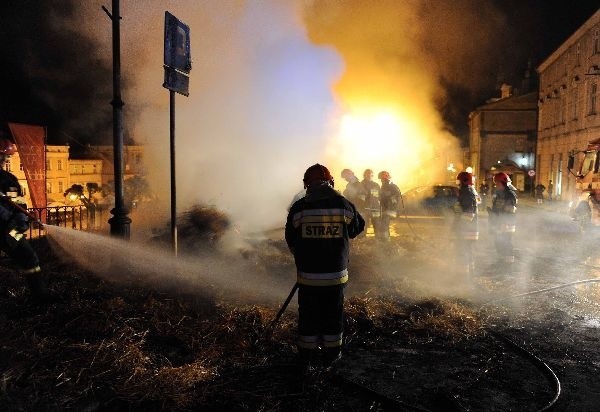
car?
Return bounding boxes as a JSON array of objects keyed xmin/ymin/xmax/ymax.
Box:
[{"xmin": 399, "ymin": 185, "xmax": 458, "ymax": 217}]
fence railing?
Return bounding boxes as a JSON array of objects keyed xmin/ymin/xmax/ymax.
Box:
[{"xmin": 26, "ymin": 205, "xmax": 104, "ymax": 238}]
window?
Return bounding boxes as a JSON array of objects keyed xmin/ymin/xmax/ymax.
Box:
[
  {"xmin": 57, "ymin": 159, "xmax": 63, "ymax": 171},
  {"xmin": 4, "ymin": 160, "xmax": 10, "ymax": 172},
  {"xmin": 46, "ymin": 159, "xmax": 51, "ymax": 171},
  {"xmin": 573, "ymin": 85, "xmax": 579, "ymax": 120},
  {"xmin": 46, "ymin": 182, "xmax": 52, "ymax": 194},
  {"xmin": 58, "ymin": 181, "xmax": 64, "ymax": 193},
  {"xmin": 19, "ymin": 162, "xmax": 23, "ymax": 171},
  {"xmin": 589, "ymin": 83, "xmax": 598, "ymax": 115},
  {"xmin": 22, "ymin": 187, "xmax": 27, "ymax": 196}
]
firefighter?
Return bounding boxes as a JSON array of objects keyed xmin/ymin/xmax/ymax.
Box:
[
  {"xmin": 340, "ymin": 169, "xmax": 367, "ymax": 214},
  {"xmin": 285, "ymin": 164, "xmax": 365, "ymax": 370},
  {"xmin": 454, "ymin": 171, "xmax": 479, "ymax": 277},
  {"xmin": 360, "ymin": 169, "xmax": 381, "ymax": 237},
  {"xmin": 489, "ymin": 172, "xmax": 517, "ymax": 264},
  {"xmin": 377, "ymin": 171, "xmax": 401, "ymax": 240},
  {"xmin": 535, "ymin": 183, "xmax": 545, "ymax": 204},
  {"xmin": 0, "ymin": 137, "xmax": 49, "ymax": 301}
]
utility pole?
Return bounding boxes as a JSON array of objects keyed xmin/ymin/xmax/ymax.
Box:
[{"xmin": 103, "ymin": 0, "xmax": 131, "ymax": 239}]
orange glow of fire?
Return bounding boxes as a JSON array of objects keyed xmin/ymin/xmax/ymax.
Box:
[{"xmin": 327, "ymin": 106, "xmax": 436, "ymax": 188}]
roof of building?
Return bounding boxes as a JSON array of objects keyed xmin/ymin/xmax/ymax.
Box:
[{"xmin": 475, "ymin": 91, "xmax": 538, "ymax": 112}]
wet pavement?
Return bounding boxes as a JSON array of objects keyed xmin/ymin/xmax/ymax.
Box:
[{"xmin": 357, "ymin": 196, "xmax": 600, "ymax": 411}]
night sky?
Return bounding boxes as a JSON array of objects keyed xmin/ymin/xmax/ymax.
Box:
[{"xmin": 0, "ymin": 1, "xmax": 598, "ymax": 146}]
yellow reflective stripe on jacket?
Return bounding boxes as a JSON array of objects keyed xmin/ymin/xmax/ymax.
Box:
[
  {"xmin": 297, "ymin": 269, "xmax": 348, "ymax": 286},
  {"xmin": 292, "ymin": 208, "xmax": 354, "ymax": 228}
]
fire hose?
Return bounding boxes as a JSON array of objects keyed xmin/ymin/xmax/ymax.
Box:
[{"xmin": 264, "ymin": 282, "xmax": 298, "ymax": 338}]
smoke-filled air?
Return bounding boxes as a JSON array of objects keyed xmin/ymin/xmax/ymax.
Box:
[{"xmin": 62, "ymin": 0, "xmax": 511, "ymax": 234}]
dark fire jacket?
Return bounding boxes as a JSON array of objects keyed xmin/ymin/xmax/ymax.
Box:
[{"xmin": 285, "ymin": 182, "xmax": 365, "ymax": 286}]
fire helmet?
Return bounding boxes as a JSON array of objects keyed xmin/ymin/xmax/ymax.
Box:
[
  {"xmin": 456, "ymin": 171, "xmax": 473, "ymax": 186},
  {"xmin": 363, "ymin": 169, "xmax": 374, "ymax": 179},
  {"xmin": 303, "ymin": 163, "xmax": 334, "ymax": 187},
  {"xmin": 493, "ymin": 172, "xmax": 511, "ymax": 185},
  {"xmin": 341, "ymin": 168, "xmax": 355, "ymax": 180},
  {"xmin": 0, "ymin": 138, "xmax": 16, "ymax": 156},
  {"xmin": 378, "ymin": 171, "xmax": 391, "ymax": 181}
]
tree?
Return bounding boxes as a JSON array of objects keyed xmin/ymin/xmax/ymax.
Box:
[
  {"xmin": 101, "ymin": 176, "xmax": 151, "ymax": 209},
  {"xmin": 124, "ymin": 176, "xmax": 151, "ymax": 208}
]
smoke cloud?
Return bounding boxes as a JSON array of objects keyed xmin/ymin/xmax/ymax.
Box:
[
  {"xmin": 79, "ymin": 0, "xmax": 524, "ymax": 232},
  {"xmin": 4, "ymin": 1, "xmax": 597, "ymax": 235},
  {"xmin": 0, "ymin": 0, "xmax": 113, "ymax": 143}
]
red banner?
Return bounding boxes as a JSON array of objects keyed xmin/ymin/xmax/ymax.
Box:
[{"xmin": 7, "ymin": 123, "xmax": 47, "ymax": 210}]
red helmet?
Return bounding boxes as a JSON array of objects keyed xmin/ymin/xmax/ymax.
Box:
[
  {"xmin": 0, "ymin": 138, "xmax": 16, "ymax": 155},
  {"xmin": 303, "ymin": 163, "xmax": 333, "ymax": 187},
  {"xmin": 456, "ymin": 171, "xmax": 473, "ymax": 186},
  {"xmin": 341, "ymin": 168, "xmax": 355, "ymax": 180},
  {"xmin": 378, "ymin": 171, "xmax": 391, "ymax": 181},
  {"xmin": 493, "ymin": 172, "xmax": 511, "ymax": 185}
]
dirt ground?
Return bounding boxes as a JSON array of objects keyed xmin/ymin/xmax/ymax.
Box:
[{"xmin": 0, "ymin": 201, "xmax": 599, "ymax": 411}]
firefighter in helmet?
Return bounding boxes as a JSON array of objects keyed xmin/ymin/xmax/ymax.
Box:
[
  {"xmin": 285, "ymin": 164, "xmax": 365, "ymax": 370},
  {"xmin": 377, "ymin": 171, "xmax": 401, "ymax": 240},
  {"xmin": 454, "ymin": 171, "xmax": 479, "ymax": 277},
  {"xmin": 360, "ymin": 169, "xmax": 380, "ymax": 237},
  {"xmin": 489, "ymin": 172, "xmax": 517, "ymax": 264},
  {"xmin": 340, "ymin": 169, "xmax": 367, "ymax": 213},
  {"xmin": 0, "ymin": 137, "xmax": 49, "ymax": 301}
]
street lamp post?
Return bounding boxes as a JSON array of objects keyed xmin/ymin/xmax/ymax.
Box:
[{"xmin": 103, "ymin": 0, "xmax": 131, "ymax": 239}]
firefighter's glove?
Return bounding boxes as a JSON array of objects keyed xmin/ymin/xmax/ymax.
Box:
[{"xmin": 8, "ymin": 229, "xmax": 24, "ymax": 241}]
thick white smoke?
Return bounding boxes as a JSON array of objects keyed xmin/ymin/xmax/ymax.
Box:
[{"xmin": 77, "ymin": 0, "xmax": 343, "ymax": 233}]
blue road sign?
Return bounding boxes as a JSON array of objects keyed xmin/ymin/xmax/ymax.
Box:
[{"xmin": 164, "ymin": 11, "xmax": 191, "ymax": 74}]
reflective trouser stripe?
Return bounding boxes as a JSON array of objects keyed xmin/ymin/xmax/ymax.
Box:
[
  {"xmin": 297, "ymin": 335, "xmax": 319, "ymax": 349},
  {"xmin": 298, "ymin": 269, "xmax": 348, "ymax": 286},
  {"xmin": 322, "ymin": 333, "xmax": 343, "ymax": 348},
  {"xmin": 463, "ymin": 232, "xmax": 479, "ymax": 240},
  {"xmin": 501, "ymin": 224, "xmax": 516, "ymax": 233},
  {"xmin": 297, "ymin": 334, "xmax": 343, "ymax": 348}
]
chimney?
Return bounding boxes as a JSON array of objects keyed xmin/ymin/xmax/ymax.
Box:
[{"xmin": 500, "ymin": 83, "xmax": 513, "ymax": 99}]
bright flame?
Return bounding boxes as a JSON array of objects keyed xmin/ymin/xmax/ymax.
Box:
[
  {"xmin": 339, "ymin": 111, "xmax": 406, "ymax": 158},
  {"xmin": 327, "ymin": 106, "xmax": 436, "ymax": 188}
]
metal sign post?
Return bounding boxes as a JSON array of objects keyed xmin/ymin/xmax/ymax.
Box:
[{"xmin": 163, "ymin": 11, "xmax": 191, "ymax": 256}]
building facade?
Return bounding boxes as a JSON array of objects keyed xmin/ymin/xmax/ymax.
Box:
[
  {"xmin": 469, "ymin": 86, "xmax": 538, "ymax": 192},
  {"xmin": 536, "ymin": 9, "xmax": 600, "ymax": 201},
  {"xmin": 6, "ymin": 144, "xmax": 143, "ymax": 207}
]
